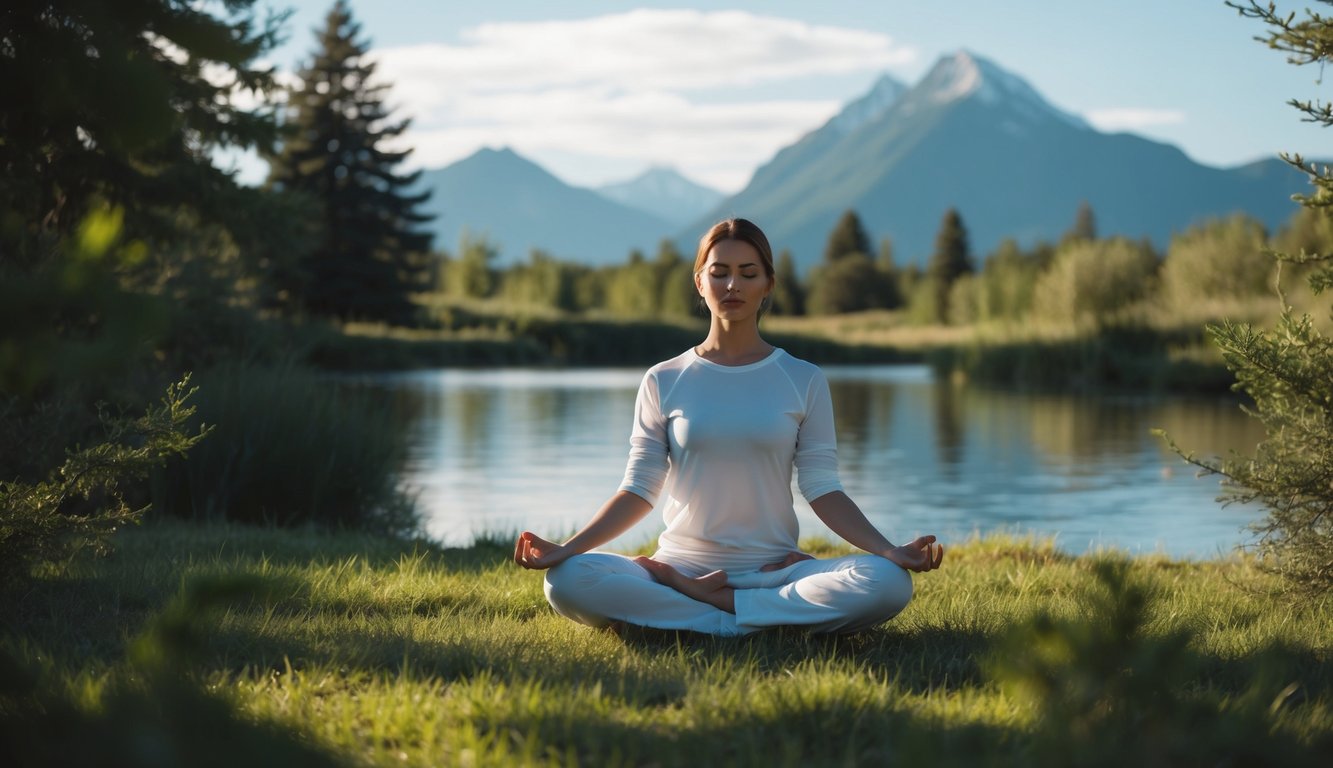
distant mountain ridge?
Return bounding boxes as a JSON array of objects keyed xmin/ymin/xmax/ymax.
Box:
[
  {"xmin": 416, "ymin": 51, "xmax": 1309, "ymax": 270},
  {"xmin": 415, "ymin": 147, "xmax": 673, "ymax": 265},
  {"xmin": 687, "ymin": 50, "xmax": 1307, "ymax": 269},
  {"xmin": 594, "ymin": 167, "xmax": 724, "ymax": 227}
]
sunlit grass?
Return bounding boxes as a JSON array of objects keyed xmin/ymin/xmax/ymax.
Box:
[{"xmin": 3, "ymin": 520, "xmax": 1330, "ymax": 765}]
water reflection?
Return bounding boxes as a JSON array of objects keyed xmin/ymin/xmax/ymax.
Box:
[{"xmin": 350, "ymin": 365, "xmax": 1267, "ymax": 558}]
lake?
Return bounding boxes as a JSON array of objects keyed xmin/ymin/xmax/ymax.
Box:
[{"xmin": 351, "ymin": 364, "xmax": 1268, "ymax": 558}]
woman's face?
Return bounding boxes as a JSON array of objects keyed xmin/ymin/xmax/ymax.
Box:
[{"xmin": 695, "ymin": 238, "xmax": 773, "ymax": 322}]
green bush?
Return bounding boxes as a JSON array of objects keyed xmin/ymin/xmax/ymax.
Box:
[
  {"xmin": 1032, "ymin": 238, "xmax": 1159, "ymax": 327},
  {"xmin": 152, "ymin": 363, "xmax": 417, "ymax": 535},
  {"xmin": 1161, "ymin": 214, "xmax": 1272, "ymax": 304},
  {"xmin": 992, "ymin": 559, "xmax": 1326, "ymax": 766},
  {"xmin": 0, "ymin": 378, "xmax": 207, "ymax": 583}
]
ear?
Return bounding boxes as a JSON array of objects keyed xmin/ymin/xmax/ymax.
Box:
[{"xmin": 694, "ymin": 270, "xmax": 703, "ymax": 296}]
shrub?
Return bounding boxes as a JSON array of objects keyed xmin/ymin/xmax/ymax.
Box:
[
  {"xmin": 1162, "ymin": 0, "xmax": 1333, "ymax": 596},
  {"xmin": 0, "ymin": 378, "xmax": 207, "ymax": 583},
  {"xmin": 1161, "ymin": 214, "xmax": 1272, "ymax": 304},
  {"xmin": 1032, "ymin": 238, "xmax": 1159, "ymax": 327}
]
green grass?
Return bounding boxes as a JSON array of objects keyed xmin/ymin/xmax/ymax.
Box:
[{"xmin": 5, "ymin": 521, "xmax": 1330, "ymax": 766}]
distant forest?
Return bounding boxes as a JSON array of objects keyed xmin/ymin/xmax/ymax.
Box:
[{"xmin": 436, "ymin": 203, "xmax": 1333, "ymax": 329}]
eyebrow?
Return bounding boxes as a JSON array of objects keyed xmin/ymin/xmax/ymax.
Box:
[{"xmin": 710, "ymin": 262, "xmax": 760, "ymax": 269}]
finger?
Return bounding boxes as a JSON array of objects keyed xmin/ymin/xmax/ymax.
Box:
[
  {"xmin": 514, "ymin": 532, "xmax": 528, "ymax": 565},
  {"xmin": 934, "ymin": 543, "xmax": 945, "ymax": 569}
]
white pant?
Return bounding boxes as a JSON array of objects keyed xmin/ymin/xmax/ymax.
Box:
[{"xmin": 544, "ymin": 552, "xmax": 913, "ymax": 637}]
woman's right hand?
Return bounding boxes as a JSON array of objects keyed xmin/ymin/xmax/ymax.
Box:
[{"xmin": 513, "ymin": 531, "xmax": 572, "ymax": 570}]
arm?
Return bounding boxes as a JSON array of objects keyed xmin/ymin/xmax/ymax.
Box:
[
  {"xmin": 809, "ymin": 490, "xmax": 944, "ymax": 572},
  {"xmin": 517, "ymin": 370, "xmax": 668, "ymax": 570},
  {"xmin": 514, "ymin": 490, "xmax": 653, "ymax": 570}
]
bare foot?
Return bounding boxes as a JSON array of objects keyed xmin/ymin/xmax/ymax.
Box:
[{"xmin": 633, "ymin": 556, "xmax": 735, "ymax": 613}]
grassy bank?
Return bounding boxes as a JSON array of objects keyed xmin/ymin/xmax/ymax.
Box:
[
  {"xmin": 4, "ymin": 522, "xmax": 1331, "ymax": 766},
  {"xmin": 304, "ymin": 300, "xmax": 1242, "ymax": 394},
  {"xmin": 311, "ymin": 310, "xmax": 919, "ymax": 371}
]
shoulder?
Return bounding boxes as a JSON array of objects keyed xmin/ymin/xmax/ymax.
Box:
[
  {"xmin": 772, "ymin": 349, "xmax": 828, "ymax": 389},
  {"xmin": 644, "ymin": 348, "xmax": 697, "ymax": 379},
  {"xmin": 638, "ymin": 348, "xmax": 698, "ymax": 394}
]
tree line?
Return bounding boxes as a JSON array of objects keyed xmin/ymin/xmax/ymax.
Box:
[{"xmin": 436, "ymin": 201, "xmax": 1332, "ymax": 332}]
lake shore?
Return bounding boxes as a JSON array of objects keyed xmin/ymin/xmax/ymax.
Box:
[
  {"xmin": 305, "ymin": 309, "xmax": 1240, "ymax": 394},
  {"xmin": 5, "ymin": 520, "xmax": 1330, "ymax": 765}
]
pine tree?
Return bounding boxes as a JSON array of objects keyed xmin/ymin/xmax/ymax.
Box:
[
  {"xmin": 1, "ymin": 0, "xmax": 282, "ymax": 261},
  {"xmin": 1063, "ymin": 200, "xmax": 1097, "ymax": 245},
  {"xmin": 927, "ymin": 207, "xmax": 974, "ymax": 323},
  {"xmin": 823, "ymin": 209, "xmax": 873, "ymax": 262},
  {"xmin": 268, "ymin": 0, "xmax": 433, "ymax": 323},
  {"xmin": 876, "ymin": 237, "xmax": 904, "ymax": 309},
  {"xmin": 1165, "ymin": 1, "xmax": 1333, "ymax": 595}
]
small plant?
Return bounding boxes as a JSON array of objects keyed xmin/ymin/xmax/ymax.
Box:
[
  {"xmin": 0, "ymin": 377, "xmax": 209, "ymax": 583},
  {"xmin": 991, "ymin": 559, "xmax": 1323, "ymax": 766}
]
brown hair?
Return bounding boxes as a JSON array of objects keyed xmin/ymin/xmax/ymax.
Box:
[{"xmin": 693, "ymin": 218, "xmax": 775, "ymax": 279}]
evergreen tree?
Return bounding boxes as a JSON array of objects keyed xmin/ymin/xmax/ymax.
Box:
[
  {"xmin": 1, "ymin": 0, "xmax": 282, "ymax": 260},
  {"xmin": 268, "ymin": 0, "xmax": 433, "ymax": 323},
  {"xmin": 927, "ymin": 207, "xmax": 974, "ymax": 323},
  {"xmin": 1166, "ymin": 1, "xmax": 1333, "ymax": 595},
  {"xmin": 823, "ymin": 209, "xmax": 873, "ymax": 263},
  {"xmin": 1063, "ymin": 200, "xmax": 1097, "ymax": 244},
  {"xmin": 770, "ymin": 249, "xmax": 806, "ymax": 316},
  {"xmin": 876, "ymin": 237, "xmax": 904, "ymax": 309}
]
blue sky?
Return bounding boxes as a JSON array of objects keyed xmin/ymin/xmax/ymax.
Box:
[{"xmin": 232, "ymin": 0, "xmax": 1333, "ymax": 192}]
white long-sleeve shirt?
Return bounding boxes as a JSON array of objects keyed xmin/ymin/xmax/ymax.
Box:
[{"xmin": 618, "ymin": 347, "xmax": 844, "ymax": 574}]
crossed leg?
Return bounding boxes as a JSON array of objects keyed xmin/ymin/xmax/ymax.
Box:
[{"xmin": 544, "ymin": 552, "xmax": 914, "ymax": 636}]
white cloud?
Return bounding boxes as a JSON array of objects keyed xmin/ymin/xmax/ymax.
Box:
[
  {"xmin": 357, "ymin": 10, "xmax": 914, "ymax": 191},
  {"xmin": 1084, "ymin": 108, "xmax": 1187, "ymax": 132}
]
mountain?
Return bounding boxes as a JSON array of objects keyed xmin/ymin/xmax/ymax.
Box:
[
  {"xmin": 417, "ymin": 147, "xmax": 674, "ymax": 265},
  {"xmin": 594, "ymin": 167, "xmax": 725, "ymax": 227},
  {"xmin": 688, "ymin": 51, "xmax": 1307, "ymax": 269}
]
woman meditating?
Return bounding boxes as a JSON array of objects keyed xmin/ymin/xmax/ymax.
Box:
[{"xmin": 513, "ymin": 218, "xmax": 944, "ymax": 636}]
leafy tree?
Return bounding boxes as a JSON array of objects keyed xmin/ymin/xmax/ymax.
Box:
[
  {"xmin": 1161, "ymin": 215, "xmax": 1271, "ymax": 305},
  {"xmin": 927, "ymin": 207, "xmax": 975, "ymax": 323},
  {"xmin": 1032, "ymin": 238, "xmax": 1158, "ymax": 327},
  {"xmin": 445, "ymin": 234, "xmax": 497, "ymax": 299},
  {"xmin": 875, "ymin": 237, "xmax": 904, "ymax": 310},
  {"xmin": 770, "ymin": 249, "xmax": 806, "ymax": 316},
  {"xmin": 1164, "ymin": 1, "xmax": 1333, "ymax": 595},
  {"xmin": 267, "ymin": 0, "xmax": 433, "ymax": 324},
  {"xmin": 823, "ymin": 209, "xmax": 873, "ymax": 263},
  {"xmin": 807, "ymin": 254, "xmax": 888, "ymax": 315}
]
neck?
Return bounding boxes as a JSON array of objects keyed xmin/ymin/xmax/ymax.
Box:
[{"xmin": 696, "ymin": 319, "xmax": 771, "ymax": 364}]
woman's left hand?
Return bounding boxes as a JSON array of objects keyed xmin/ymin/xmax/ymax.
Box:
[{"xmin": 883, "ymin": 535, "xmax": 944, "ymax": 572}]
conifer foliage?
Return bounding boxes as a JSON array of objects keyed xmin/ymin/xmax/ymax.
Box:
[
  {"xmin": 268, "ymin": 0, "xmax": 433, "ymax": 323},
  {"xmin": 0, "ymin": 0, "xmax": 282, "ymax": 261},
  {"xmin": 1170, "ymin": 1, "xmax": 1333, "ymax": 595},
  {"xmin": 928, "ymin": 207, "xmax": 975, "ymax": 323}
]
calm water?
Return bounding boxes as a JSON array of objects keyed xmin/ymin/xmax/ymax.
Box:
[{"xmin": 351, "ymin": 365, "xmax": 1268, "ymax": 558}]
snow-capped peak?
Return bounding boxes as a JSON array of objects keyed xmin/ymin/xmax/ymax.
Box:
[
  {"xmin": 919, "ymin": 50, "xmax": 1088, "ymax": 129},
  {"xmin": 827, "ymin": 72, "xmax": 909, "ymax": 136}
]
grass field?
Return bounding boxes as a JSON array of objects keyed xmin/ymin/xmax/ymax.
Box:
[{"xmin": 4, "ymin": 521, "xmax": 1331, "ymax": 766}]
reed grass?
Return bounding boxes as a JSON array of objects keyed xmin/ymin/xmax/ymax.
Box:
[
  {"xmin": 3, "ymin": 522, "xmax": 1329, "ymax": 766},
  {"xmin": 150, "ymin": 362, "xmax": 418, "ymax": 535}
]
